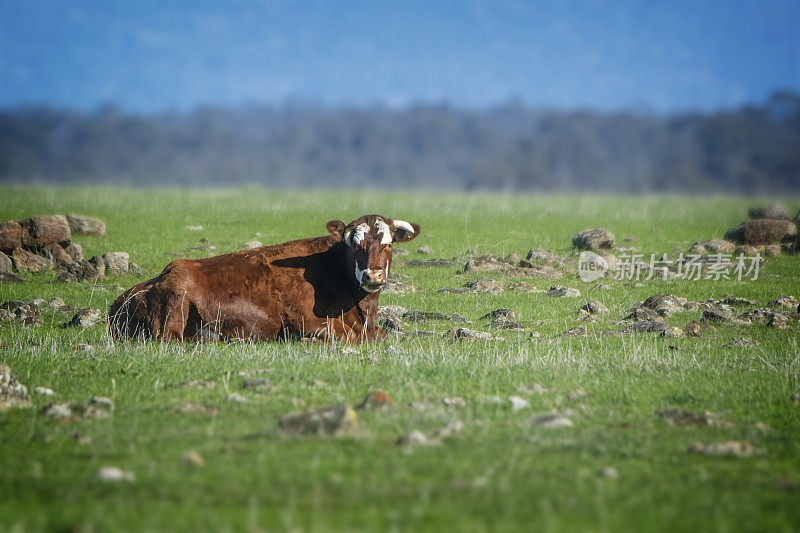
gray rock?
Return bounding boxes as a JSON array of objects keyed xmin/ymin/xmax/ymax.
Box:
[
  {"xmin": 531, "ymin": 413, "xmax": 574, "ymax": 428},
  {"xmin": 0, "ymin": 300, "xmax": 42, "ymax": 326},
  {"xmin": 0, "ymin": 215, "xmax": 71, "ymax": 252},
  {"xmin": 240, "ymin": 240, "xmax": 262, "ymax": 249},
  {"xmin": 734, "ymin": 245, "xmax": 759, "ymax": 256},
  {"xmin": 444, "ymin": 328, "xmax": 499, "ymax": 341},
  {"xmin": 382, "ymin": 279, "xmax": 417, "ymax": 294},
  {"xmin": 403, "ymin": 310, "xmax": 469, "ymax": 323},
  {"xmin": 509, "ymin": 396, "xmax": 530, "ymax": 410},
  {"xmin": 764, "ymin": 244, "xmax": 782, "ymax": 257},
  {"xmin": 442, "ymin": 397, "xmax": 467, "ymax": 407},
  {"xmin": 65, "ymin": 242, "xmax": 83, "ymax": 262},
  {"xmin": 405, "ymin": 259, "xmax": 459, "ymax": 268},
  {"xmin": 242, "ymin": 378, "xmax": 273, "ymax": 391},
  {"xmin": 57, "ymin": 258, "xmax": 103, "ymax": 282},
  {"xmin": 0, "ymin": 251, "xmax": 12, "ymax": 272},
  {"xmin": 278, "ymin": 404, "xmax": 359, "ymax": 435},
  {"xmin": 547, "ymin": 285, "xmax": 581, "ymax": 298},
  {"xmin": 616, "ymin": 321, "xmax": 683, "ymax": 337},
  {"xmin": 506, "ymin": 281, "xmax": 543, "ymax": 293},
  {"xmin": 96, "ymin": 466, "xmax": 135, "ymax": 482},
  {"xmin": 517, "ymin": 383, "xmax": 549, "ymax": 394},
  {"xmin": 580, "ymin": 300, "xmax": 609, "ymax": 315},
  {"xmin": 63, "ymin": 308, "xmax": 102, "ymax": 328},
  {"xmin": 225, "ymin": 393, "xmax": 249, "ymax": 403},
  {"xmin": 572, "ymin": 228, "xmax": 615, "ymax": 250},
  {"xmin": 721, "ymin": 337, "xmax": 759, "ymax": 348},
  {"xmin": 688, "ymin": 440, "xmax": 755, "ymax": 458},
  {"xmin": 417, "ymin": 245, "xmax": 434, "ymax": 255},
  {"xmin": 691, "ymin": 239, "xmax": 736, "ymax": 254},
  {"xmin": 748, "ymin": 205, "xmax": 788, "ymax": 220},
  {"xmin": 768, "ymin": 296, "xmax": 798, "ymax": 308},
  {"xmin": 524, "ymin": 249, "xmax": 574, "ymax": 271},
  {"xmin": 558, "ymin": 325, "xmax": 588, "ymax": 337},
  {"xmin": 66, "ymin": 214, "xmax": 107, "ymax": 237},
  {"xmin": 641, "ymin": 294, "xmax": 687, "ymax": 316},
  {"xmin": 34, "ymin": 386, "xmax": 55, "ymax": 396},
  {"xmin": 725, "ymin": 219, "xmax": 796, "ymax": 245},
  {"xmin": 0, "ymin": 364, "xmax": 32, "ymax": 410},
  {"xmin": 103, "ymin": 252, "xmax": 129, "ymax": 275},
  {"xmin": 480, "ymin": 308, "xmax": 516, "ymax": 320},
  {"xmin": 397, "ymin": 430, "xmax": 431, "ymax": 447},
  {"xmin": 598, "ymin": 466, "xmax": 619, "ymax": 479},
  {"xmin": 181, "ymin": 380, "xmax": 216, "ymax": 390},
  {"xmin": 465, "ymin": 255, "xmax": 562, "ymax": 279},
  {"xmin": 89, "ymin": 396, "xmax": 115, "ymax": 411},
  {"xmin": 465, "ymin": 279, "xmax": 505, "ymax": 294},
  {"xmin": 702, "ymin": 307, "xmax": 735, "ymax": 323},
  {"xmin": 41, "ymin": 402, "xmax": 73, "ymax": 419}
]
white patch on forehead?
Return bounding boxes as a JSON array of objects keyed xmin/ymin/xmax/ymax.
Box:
[
  {"xmin": 351, "ymin": 223, "xmax": 370, "ymax": 245},
  {"xmin": 375, "ymin": 219, "xmax": 392, "ymax": 245}
]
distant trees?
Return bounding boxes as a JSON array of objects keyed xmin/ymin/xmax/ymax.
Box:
[{"xmin": 1, "ymin": 91, "xmax": 798, "ymax": 193}]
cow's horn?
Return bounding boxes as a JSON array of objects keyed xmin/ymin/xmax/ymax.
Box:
[{"xmin": 393, "ymin": 220, "xmax": 415, "ymax": 234}]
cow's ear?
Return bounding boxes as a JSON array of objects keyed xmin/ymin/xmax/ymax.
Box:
[
  {"xmin": 326, "ymin": 220, "xmax": 346, "ymax": 239},
  {"xmin": 392, "ymin": 220, "xmax": 420, "ymax": 243}
]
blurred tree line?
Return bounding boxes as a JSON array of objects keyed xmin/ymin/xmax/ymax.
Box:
[{"xmin": 0, "ymin": 91, "xmax": 798, "ymax": 193}]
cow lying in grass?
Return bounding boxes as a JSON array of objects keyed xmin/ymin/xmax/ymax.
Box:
[{"xmin": 109, "ymin": 215, "xmax": 420, "ymax": 343}]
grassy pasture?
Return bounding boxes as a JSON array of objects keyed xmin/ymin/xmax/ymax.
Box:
[{"xmin": 1, "ymin": 186, "xmax": 799, "ymax": 532}]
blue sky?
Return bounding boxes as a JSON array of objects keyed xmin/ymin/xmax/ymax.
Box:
[{"xmin": 1, "ymin": 0, "xmax": 798, "ymax": 112}]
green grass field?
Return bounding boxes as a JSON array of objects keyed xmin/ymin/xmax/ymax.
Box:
[{"xmin": 1, "ymin": 186, "xmax": 799, "ymax": 532}]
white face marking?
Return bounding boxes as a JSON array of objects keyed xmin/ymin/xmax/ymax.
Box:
[
  {"xmin": 375, "ymin": 219, "xmax": 392, "ymax": 245},
  {"xmin": 351, "ymin": 223, "xmax": 370, "ymax": 246}
]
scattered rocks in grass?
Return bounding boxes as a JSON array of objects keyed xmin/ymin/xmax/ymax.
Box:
[
  {"xmin": 738, "ymin": 307, "xmax": 774, "ymax": 323},
  {"xmin": 517, "ymin": 383, "xmax": 549, "ymax": 394},
  {"xmin": 442, "ymin": 397, "xmax": 467, "ymax": 407},
  {"xmin": 405, "ymin": 259, "xmax": 459, "ymax": 268},
  {"xmin": 97, "ymin": 467, "xmax": 135, "ymax": 483},
  {"xmin": 41, "ymin": 402, "xmax": 73, "ymax": 419},
  {"xmin": 506, "ymin": 281, "xmax": 544, "ymax": 293},
  {"xmin": 242, "ymin": 378, "xmax": 273, "ymax": 391},
  {"xmin": 34, "ymin": 386, "xmax": 54, "ymax": 396},
  {"xmin": 11, "ymin": 247, "xmax": 51, "ymax": 272},
  {"xmin": 725, "ymin": 219, "xmax": 796, "ymax": 245},
  {"xmin": 509, "ymin": 396, "xmax": 530, "ymax": 410},
  {"xmin": 558, "ymin": 325, "xmax": 588, "ymax": 337},
  {"xmin": 403, "ymin": 310, "xmax": 470, "ymax": 323},
  {"xmin": 768, "ymin": 296, "xmax": 798, "ymax": 309},
  {"xmin": 764, "ymin": 244, "xmax": 782, "ymax": 257},
  {"xmin": 181, "ymin": 380, "xmax": 216, "ymax": 390},
  {"xmin": 62, "ymin": 308, "xmax": 102, "ymax": 328},
  {"xmin": 598, "ymin": 466, "xmax": 619, "ymax": 479},
  {"xmin": 175, "ymin": 402, "xmax": 218, "ymax": 415},
  {"xmin": 547, "ymin": 285, "xmax": 581, "ymax": 298},
  {"xmin": 749, "ymin": 205, "xmax": 789, "ymax": 220},
  {"xmin": 225, "ymin": 393, "xmax": 248, "ymax": 403},
  {"xmin": 0, "ymin": 364, "xmax": 32, "ymax": 411},
  {"xmin": 0, "ymin": 300, "xmax": 42, "ymax": 326},
  {"xmin": 690, "ymin": 239, "xmax": 736, "ymax": 254},
  {"xmin": 465, "ymin": 255, "xmax": 562, "ymax": 279},
  {"xmin": 531, "ymin": 413, "xmax": 574, "ymax": 429},
  {"xmin": 66, "ymin": 214, "xmax": 107, "ymax": 236},
  {"xmin": 240, "ymin": 240, "xmax": 262, "ymax": 249},
  {"xmin": 580, "ymin": 300, "xmax": 609, "ymax": 315},
  {"xmin": 641, "ymin": 294, "xmax": 687, "ymax": 316},
  {"xmin": 444, "ymin": 328, "xmax": 500, "ymax": 341},
  {"xmin": 357, "ymin": 391, "xmax": 394, "ymax": 410},
  {"xmin": 722, "ymin": 337, "xmax": 759, "ymax": 348},
  {"xmin": 465, "ymin": 279, "xmax": 505, "ymax": 294},
  {"xmin": 278, "ymin": 404, "xmax": 359, "ymax": 435},
  {"xmin": 572, "ymin": 228, "xmax": 615, "ymax": 250},
  {"xmin": 688, "ymin": 440, "xmax": 756, "ymax": 458},
  {"xmin": 180, "ymin": 451, "xmax": 205, "ymax": 467},
  {"xmin": 417, "ymin": 245, "xmax": 434, "ymax": 255}
]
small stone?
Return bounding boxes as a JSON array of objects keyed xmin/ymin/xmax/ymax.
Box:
[
  {"xmin": 432, "ymin": 419, "xmax": 465, "ymax": 439},
  {"xmin": 702, "ymin": 307, "xmax": 734, "ymax": 323},
  {"xmin": 517, "ymin": 383, "xmax": 548, "ymax": 394},
  {"xmin": 66, "ymin": 214, "xmax": 107, "ymax": 236},
  {"xmin": 580, "ymin": 300, "xmax": 609, "ymax": 315},
  {"xmin": 180, "ymin": 451, "xmax": 205, "ymax": 467},
  {"xmin": 41, "ymin": 402, "xmax": 73, "ymax": 419},
  {"xmin": 47, "ymin": 297, "xmax": 67, "ymax": 309},
  {"xmin": 572, "ymin": 228, "xmax": 615, "ymax": 250},
  {"xmin": 225, "ymin": 393, "xmax": 248, "ymax": 403},
  {"xmin": 63, "ymin": 308, "xmax": 102, "ymax": 328},
  {"xmin": 103, "ymin": 252, "xmax": 130, "ymax": 275},
  {"xmin": 442, "ymin": 397, "xmax": 466, "ymax": 407},
  {"xmin": 240, "ymin": 240, "xmax": 262, "ymax": 249},
  {"xmin": 568, "ymin": 387, "xmax": 587, "ymax": 400},
  {"xmin": 444, "ymin": 328, "xmax": 499, "ymax": 341},
  {"xmin": 0, "ymin": 251, "xmax": 11, "ymax": 272},
  {"xmin": 598, "ymin": 466, "xmax": 619, "ymax": 479},
  {"xmin": 684, "ymin": 321, "xmax": 703, "ymax": 337},
  {"xmin": 397, "ymin": 430, "xmax": 431, "ymax": 447},
  {"xmin": 547, "ymin": 285, "xmax": 581, "ymax": 298},
  {"xmin": 278, "ymin": 404, "xmax": 359, "ymax": 435},
  {"xmin": 242, "ymin": 378, "xmax": 273, "ymax": 391},
  {"xmin": 748, "ymin": 205, "xmax": 789, "ymax": 220},
  {"xmin": 417, "ymin": 245, "xmax": 434, "ymax": 255},
  {"xmin": 690, "ymin": 440, "xmax": 755, "ymax": 458},
  {"xmin": 358, "ymin": 391, "xmax": 394, "ymax": 410},
  {"xmin": 181, "ymin": 380, "xmax": 216, "ymax": 390},
  {"xmin": 11, "ymin": 248, "xmax": 50, "ymax": 273},
  {"xmin": 656, "ymin": 407, "xmax": 713, "ymax": 426},
  {"xmin": 559, "ymin": 325, "xmax": 588, "ymax": 337},
  {"xmin": 175, "ymin": 402, "xmax": 218, "ymax": 415},
  {"xmin": 97, "ymin": 467, "xmax": 135, "ymax": 483},
  {"xmin": 89, "ymin": 396, "xmax": 114, "ymax": 411},
  {"xmin": 480, "ymin": 308, "xmax": 516, "ymax": 320},
  {"xmin": 0, "ymin": 364, "xmax": 33, "ymax": 410},
  {"xmin": 509, "ymin": 396, "xmax": 530, "ymax": 410},
  {"xmin": 185, "ymin": 225, "xmax": 204, "ymax": 231},
  {"xmin": 506, "ymin": 281, "xmax": 543, "ymax": 293},
  {"xmin": 34, "ymin": 387, "xmax": 54, "ymax": 396},
  {"xmin": 722, "ymin": 337, "xmax": 759, "ymax": 348},
  {"xmin": 764, "ymin": 244, "xmax": 781, "ymax": 257},
  {"xmin": 465, "ymin": 279, "xmax": 505, "ymax": 294},
  {"xmin": 531, "ymin": 414, "xmax": 574, "ymax": 429}
]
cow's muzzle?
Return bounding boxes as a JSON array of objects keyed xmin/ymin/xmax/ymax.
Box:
[{"xmin": 356, "ymin": 265, "xmax": 387, "ymax": 293}]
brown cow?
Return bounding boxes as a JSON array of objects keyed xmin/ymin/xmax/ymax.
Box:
[{"xmin": 108, "ymin": 214, "xmax": 420, "ymax": 343}]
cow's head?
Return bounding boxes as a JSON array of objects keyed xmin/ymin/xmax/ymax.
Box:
[{"xmin": 326, "ymin": 215, "xmax": 420, "ymax": 293}]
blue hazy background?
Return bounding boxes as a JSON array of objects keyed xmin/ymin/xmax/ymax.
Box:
[
  {"xmin": 2, "ymin": 0, "xmax": 798, "ymax": 112},
  {"xmin": 0, "ymin": 0, "xmax": 798, "ymax": 192}
]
